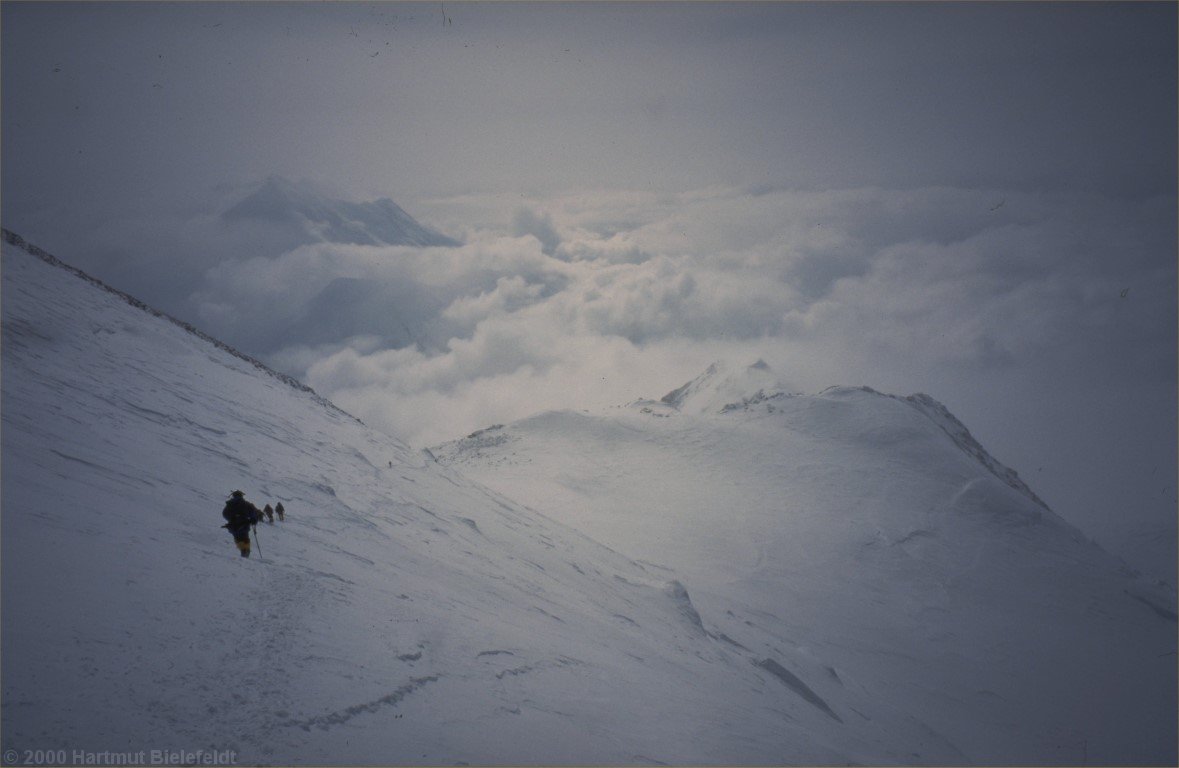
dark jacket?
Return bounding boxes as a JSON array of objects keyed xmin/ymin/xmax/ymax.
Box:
[{"xmin": 222, "ymin": 496, "xmax": 260, "ymax": 535}]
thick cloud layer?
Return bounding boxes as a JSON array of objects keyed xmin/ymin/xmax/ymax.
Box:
[
  {"xmin": 2, "ymin": 3, "xmax": 1173, "ymax": 582},
  {"xmin": 196, "ymin": 184, "xmax": 1179, "ymax": 581}
]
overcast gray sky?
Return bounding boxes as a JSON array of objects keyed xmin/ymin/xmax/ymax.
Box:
[
  {"xmin": 4, "ymin": 2, "xmax": 1175, "ymax": 205},
  {"xmin": 2, "ymin": 2, "xmax": 1176, "ymax": 581}
]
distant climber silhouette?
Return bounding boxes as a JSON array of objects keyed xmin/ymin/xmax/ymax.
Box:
[{"xmin": 275, "ymin": 502, "xmax": 286, "ymax": 522}]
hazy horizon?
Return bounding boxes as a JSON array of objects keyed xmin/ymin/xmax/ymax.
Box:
[{"xmin": 3, "ymin": 2, "xmax": 1175, "ymax": 582}]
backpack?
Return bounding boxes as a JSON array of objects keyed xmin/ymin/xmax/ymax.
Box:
[{"xmin": 222, "ymin": 497, "xmax": 257, "ymax": 528}]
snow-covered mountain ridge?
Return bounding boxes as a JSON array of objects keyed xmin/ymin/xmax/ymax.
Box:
[
  {"xmin": 1, "ymin": 229, "xmax": 353, "ymax": 421},
  {"xmin": 2, "ymin": 232, "xmax": 902, "ymax": 764},
  {"xmin": 2, "ymin": 232, "xmax": 1174, "ymax": 765},
  {"xmin": 896, "ymin": 389, "xmax": 1051, "ymax": 512},
  {"xmin": 223, "ymin": 176, "xmax": 460, "ymax": 248},
  {"xmin": 434, "ymin": 362, "xmax": 1178, "ymax": 764},
  {"xmin": 657, "ymin": 361, "xmax": 1049, "ymax": 512},
  {"xmin": 657, "ymin": 358, "xmax": 793, "ymax": 415}
]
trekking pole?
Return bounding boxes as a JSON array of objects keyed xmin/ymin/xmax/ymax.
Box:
[{"xmin": 252, "ymin": 524, "xmax": 264, "ymax": 562}]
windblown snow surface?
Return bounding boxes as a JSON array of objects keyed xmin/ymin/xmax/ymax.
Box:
[
  {"xmin": 2, "ymin": 230, "xmax": 1175, "ymax": 766},
  {"xmin": 434, "ymin": 361, "xmax": 1179, "ymax": 766}
]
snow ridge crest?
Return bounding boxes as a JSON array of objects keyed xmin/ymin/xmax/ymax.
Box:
[
  {"xmin": 901, "ymin": 392, "xmax": 1051, "ymax": 511},
  {"xmin": 1, "ymin": 228, "xmax": 361, "ymax": 425},
  {"xmin": 663, "ymin": 359, "xmax": 1050, "ymax": 513}
]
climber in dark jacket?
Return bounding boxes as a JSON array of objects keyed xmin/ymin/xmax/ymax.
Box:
[
  {"xmin": 275, "ymin": 502, "xmax": 285, "ymax": 522},
  {"xmin": 222, "ymin": 490, "xmax": 261, "ymax": 557},
  {"xmin": 263, "ymin": 504, "xmax": 274, "ymax": 524}
]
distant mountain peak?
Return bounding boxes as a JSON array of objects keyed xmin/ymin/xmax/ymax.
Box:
[
  {"xmin": 660, "ymin": 360, "xmax": 793, "ymax": 414},
  {"xmin": 222, "ymin": 175, "xmax": 460, "ymax": 248}
]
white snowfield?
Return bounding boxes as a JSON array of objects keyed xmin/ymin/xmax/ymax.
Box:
[
  {"xmin": 2, "ymin": 230, "xmax": 1175, "ymax": 766},
  {"xmin": 434, "ymin": 375, "xmax": 1179, "ymax": 764}
]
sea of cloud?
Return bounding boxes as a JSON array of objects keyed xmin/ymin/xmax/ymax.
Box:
[
  {"xmin": 166, "ymin": 185, "xmax": 1173, "ymax": 451},
  {"xmin": 35, "ymin": 181, "xmax": 1173, "ymax": 579}
]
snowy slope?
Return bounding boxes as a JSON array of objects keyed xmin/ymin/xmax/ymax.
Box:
[
  {"xmin": 434, "ymin": 362, "xmax": 1179, "ymax": 765},
  {"xmin": 2, "ymin": 230, "xmax": 1008, "ymax": 766}
]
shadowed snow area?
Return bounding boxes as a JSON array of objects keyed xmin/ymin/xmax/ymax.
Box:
[
  {"xmin": 435, "ymin": 361, "xmax": 1179, "ymax": 765},
  {"xmin": 1, "ymin": 230, "xmax": 1175, "ymax": 765}
]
